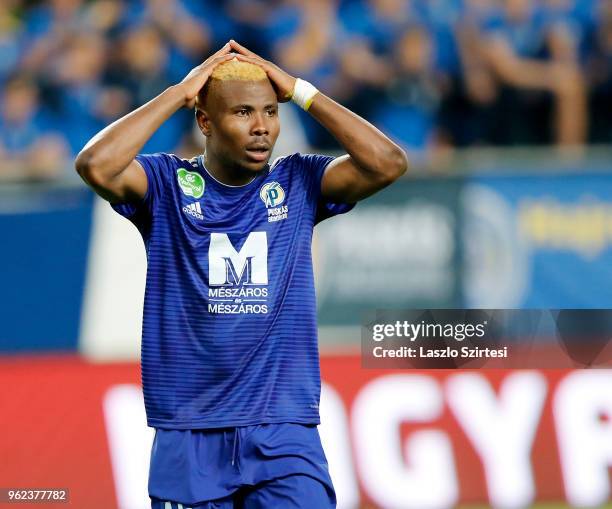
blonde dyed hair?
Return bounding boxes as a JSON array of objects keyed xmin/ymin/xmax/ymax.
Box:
[
  {"xmin": 210, "ymin": 58, "xmax": 267, "ymax": 81},
  {"xmin": 196, "ymin": 59, "xmax": 268, "ymax": 110}
]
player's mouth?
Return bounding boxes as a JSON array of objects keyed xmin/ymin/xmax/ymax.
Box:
[{"xmin": 245, "ymin": 144, "xmax": 270, "ymax": 162}]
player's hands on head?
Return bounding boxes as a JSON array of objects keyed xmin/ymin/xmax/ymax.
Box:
[
  {"xmin": 178, "ymin": 42, "xmax": 235, "ymax": 109},
  {"xmin": 229, "ymin": 39, "xmax": 297, "ymax": 103}
]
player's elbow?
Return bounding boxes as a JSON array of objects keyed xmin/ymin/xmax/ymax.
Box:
[
  {"xmin": 390, "ymin": 145, "xmax": 409, "ymax": 178},
  {"xmin": 75, "ymin": 149, "xmax": 91, "ymax": 175},
  {"xmin": 75, "ymin": 149, "xmax": 107, "ymax": 188},
  {"xmin": 377, "ymin": 145, "xmax": 409, "ymax": 186}
]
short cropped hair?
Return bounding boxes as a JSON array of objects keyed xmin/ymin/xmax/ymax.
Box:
[{"xmin": 197, "ymin": 59, "xmax": 267, "ymax": 110}]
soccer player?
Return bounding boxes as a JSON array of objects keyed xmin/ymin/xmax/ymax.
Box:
[{"xmin": 75, "ymin": 40, "xmax": 407, "ymax": 509}]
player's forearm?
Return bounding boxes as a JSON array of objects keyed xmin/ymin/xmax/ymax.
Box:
[
  {"xmin": 307, "ymin": 93, "xmax": 408, "ymax": 180},
  {"xmin": 75, "ymin": 85, "xmax": 187, "ymax": 179},
  {"xmin": 485, "ymin": 44, "xmax": 554, "ymax": 90}
]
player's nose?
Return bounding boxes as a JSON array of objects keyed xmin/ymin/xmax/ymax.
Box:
[{"xmin": 250, "ymin": 113, "xmax": 269, "ymax": 136}]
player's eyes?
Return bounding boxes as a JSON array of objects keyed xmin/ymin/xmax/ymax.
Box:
[{"xmin": 235, "ymin": 108, "xmax": 275, "ymax": 117}]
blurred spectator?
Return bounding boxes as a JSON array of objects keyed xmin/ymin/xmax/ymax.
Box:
[
  {"xmin": 372, "ymin": 27, "xmax": 441, "ymax": 160},
  {"xmin": 82, "ymin": 0, "xmax": 125, "ymax": 36},
  {"xmin": 0, "ymin": 75, "xmax": 68, "ymax": 181},
  {"xmin": 335, "ymin": 0, "xmax": 413, "ymax": 106},
  {"xmin": 107, "ymin": 25, "xmax": 190, "ymax": 152},
  {"xmin": 20, "ymin": 0, "xmax": 86, "ymax": 76},
  {"xmin": 587, "ymin": 0, "xmax": 612, "ymax": 142},
  {"xmin": 0, "ymin": 0, "xmax": 610, "ymax": 181},
  {"xmin": 272, "ymin": 0, "xmax": 345, "ymax": 148},
  {"xmin": 0, "ymin": 0, "xmax": 25, "ymax": 82},
  {"xmin": 49, "ymin": 32, "xmax": 110, "ymax": 153},
  {"xmin": 439, "ymin": 0, "xmax": 505, "ymax": 147},
  {"xmin": 476, "ymin": 0, "xmax": 587, "ymax": 146},
  {"xmin": 122, "ymin": 0, "xmax": 211, "ymax": 75},
  {"xmin": 224, "ymin": 0, "xmax": 300, "ymax": 58}
]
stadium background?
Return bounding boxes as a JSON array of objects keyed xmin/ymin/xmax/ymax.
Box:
[{"xmin": 1, "ymin": 0, "xmax": 612, "ymax": 508}]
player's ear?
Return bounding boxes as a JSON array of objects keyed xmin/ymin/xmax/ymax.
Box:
[{"xmin": 195, "ymin": 108, "xmax": 212, "ymax": 137}]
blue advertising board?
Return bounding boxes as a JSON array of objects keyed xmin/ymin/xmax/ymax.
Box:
[
  {"xmin": 0, "ymin": 187, "xmax": 93, "ymax": 352},
  {"xmin": 463, "ymin": 172, "xmax": 612, "ymax": 308}
]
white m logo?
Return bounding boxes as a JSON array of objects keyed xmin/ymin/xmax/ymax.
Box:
[{"xmin": 209, "ymin": 232, "xmax": 268, "ymax": 286}]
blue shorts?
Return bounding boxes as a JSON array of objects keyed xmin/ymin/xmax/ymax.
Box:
[{"xmin": 148, "ymin": 423, "xmax": 336, "ymax": 509}]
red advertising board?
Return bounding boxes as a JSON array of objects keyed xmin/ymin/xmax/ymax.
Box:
[{"xmin": 0, "ymin": 355, "xmax": 611, "ymax": 508}]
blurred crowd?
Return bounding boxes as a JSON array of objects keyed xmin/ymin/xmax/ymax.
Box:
[{"xmin": 0, "ymin": 0, "xmax": 611, "ymax": 181}]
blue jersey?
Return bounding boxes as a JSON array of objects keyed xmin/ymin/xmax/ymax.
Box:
[{"xmin": 111, "ymin": 152, "xmax": 353, "ymax": 429}]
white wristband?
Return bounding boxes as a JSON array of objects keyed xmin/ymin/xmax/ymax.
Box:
[{"xmin": 290, "ymin": 78, "xmax": 319, "ymax": 111}]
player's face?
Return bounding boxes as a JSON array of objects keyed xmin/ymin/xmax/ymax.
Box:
[{"xmin": 203, "ymin": 79, "xmax": 280, "ymax": 172}]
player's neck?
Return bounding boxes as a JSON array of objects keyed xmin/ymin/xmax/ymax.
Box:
[{"xmin": 203, "ymin": 152, "xmax": 258, "ymax": 187}]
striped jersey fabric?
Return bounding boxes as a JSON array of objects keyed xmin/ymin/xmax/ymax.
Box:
[{"xmin": 111, "ymin": 152, "xmax": 354, "ymax": 428}]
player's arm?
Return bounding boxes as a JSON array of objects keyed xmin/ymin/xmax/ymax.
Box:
[
  {"xmin": 75, "ymin": 43, "xmax": 235, "ymax": 204},
  {"xmin": 304, "ymin": 93, "xmax": 408, "ymax": 202},
  {"xmin": 229, "ymin": 40, "xmax": 408, "ymax": 203}
]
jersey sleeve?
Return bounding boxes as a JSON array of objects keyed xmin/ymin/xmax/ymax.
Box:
[
  {"xmin": 110, "ymin": 153, "xmax": 175, "ymax": 227},
  {"xmin": 295, "ymin": 153, "xmax": 356, "ymax": 224}
]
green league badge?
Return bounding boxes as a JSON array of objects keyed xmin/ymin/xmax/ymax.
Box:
[{"xmin": 177, "ymin": 168, "xmax": 205, "ymax": 199}]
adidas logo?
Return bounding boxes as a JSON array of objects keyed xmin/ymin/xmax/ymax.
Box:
[{"xmin": 182, "ymin": 201, "xmax": 203, "ymax": 220}]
